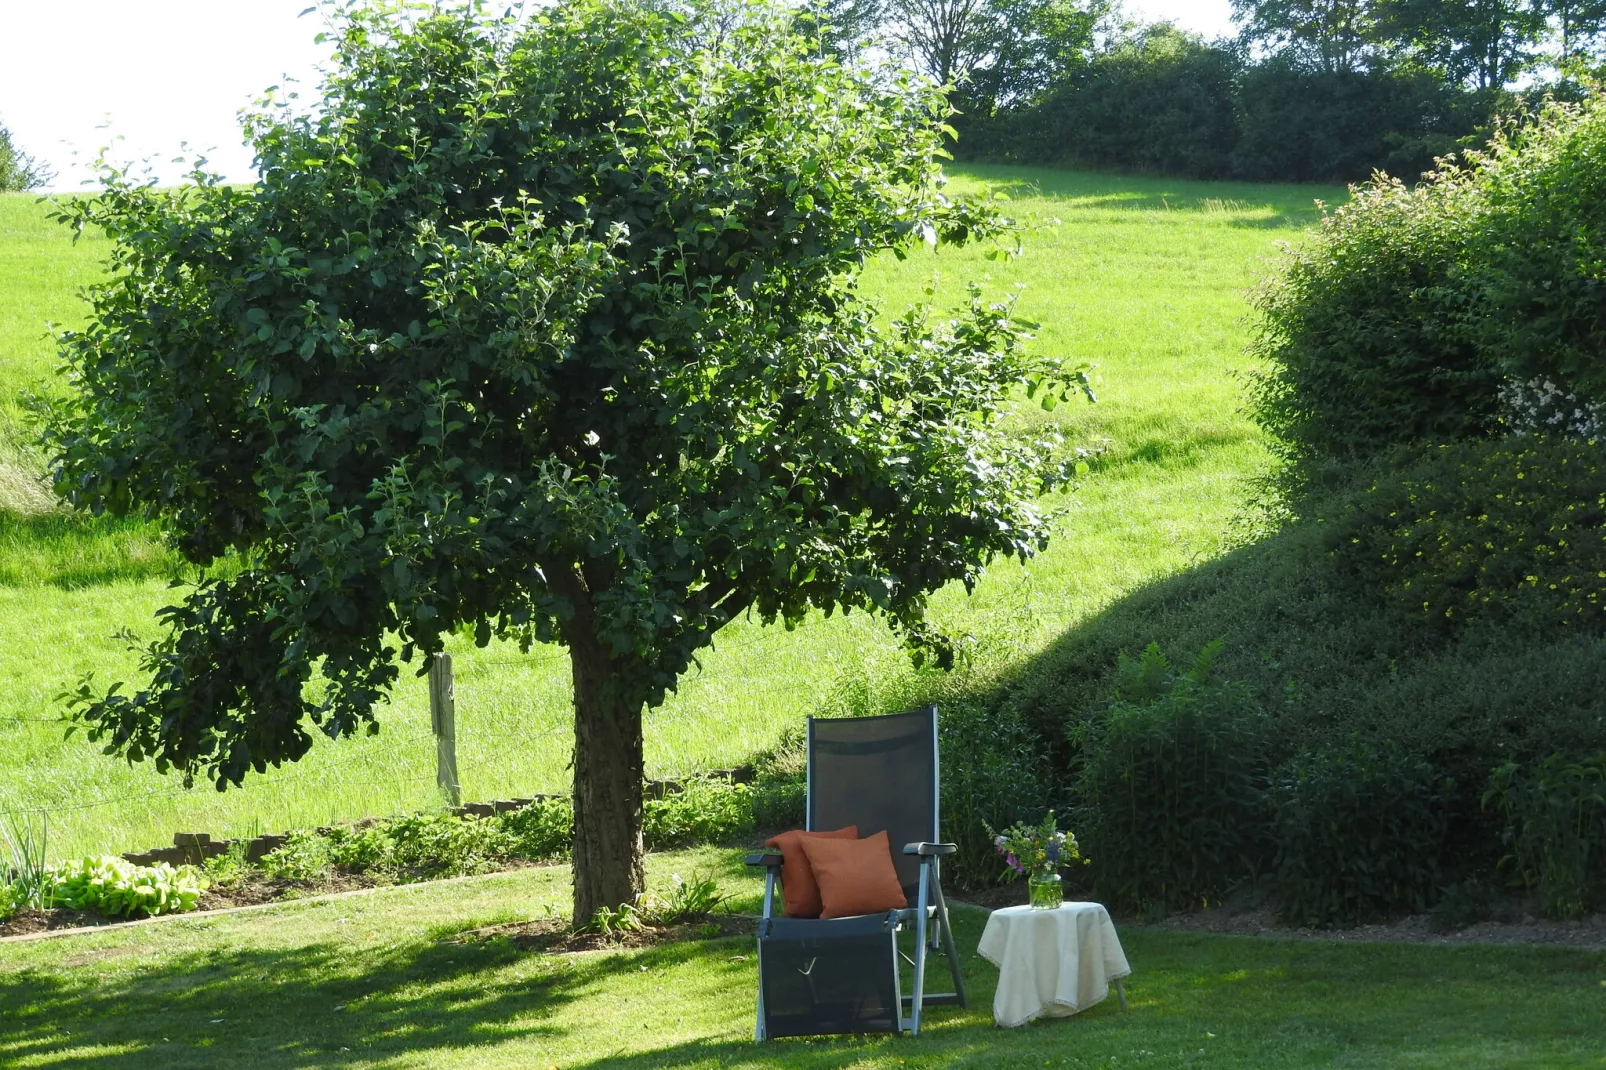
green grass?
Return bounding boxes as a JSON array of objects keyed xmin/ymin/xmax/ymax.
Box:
[
  {"xmin": 0, "ymin": 168, "xmax": 1345, "ymax": 858},
  {"xmin": 2, "ymin": 847, "xmax": 1603, "ymax": 1068}
]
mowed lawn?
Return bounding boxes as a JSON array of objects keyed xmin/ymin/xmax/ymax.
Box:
[
  {"xmin": 0, "ymin": 167, "xmax": 1342, "ymax": 856},
  {"xmin": 2, "ymin": 848, "xmax": 1604, "ymax": 1069}
]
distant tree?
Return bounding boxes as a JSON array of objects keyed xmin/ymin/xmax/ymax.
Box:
[
  {"xmin": 1231, "ymin": 0, "xmax": 1379, "ymax": 73},
  {"xmin": 799, "ymin": 0, "xmax": 887, "ymax": 56},
  {"xmin": 886, "ymin": 0, "xmax": 1110, "ymax": 113},
  {"xmin": 1544, "ymin": 0, "xmax": 1606, "ymax": 64},
  {"xmin": 0, "ymin": 121, "xmax": 52, "ymax": 192},
  {"xmin": 47, "ymin": 0, "xmax": 1089, "ymax": 925},
  {"xmin": 1378, "ymin": 0, "xmax": 1547, "ymax": 88}
]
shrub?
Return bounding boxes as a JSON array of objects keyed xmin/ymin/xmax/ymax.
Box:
[
  {"xmin": 1470, "ymin": 99, "xmax": 1606, "ymax": 403},
  {"xmin": 1009, "ymin": 25, "xmax": 1241, "ymax": 178},
  {"xmin": 1246, "ymin": 166, "xmax": 1501, "ymax": 500},
  {"xmin": 1249, "ymin": 94, "xmax": 1606, "ymax": 504},
  {"xmin": 379, "ymin": 813, "xmax": 512, "ymax": 878},
  {"xmin": 260, "ymin": 832, "xmax": 333, "ymax": 883},
  {"xmin": 748, "ymin": 725, "xmax": 808, "ymax": 832},
  {"xmin": 1325, "ymin": 437, "xmax": 1606, "ymax": 639},
  {"xmin": 643, "ymin": 779, "xmax": 753, "ymax": 850},
  {"xmin": 1486, "ymin": 752, "xmax": 1606, "ymax": 919},
  {"xmin": 939, "ymin": 700, "xmax": 1058, "ymax": 890},
  {"xmin": 1074, "ymin": 641, "xmax": 1268, "ymax": 913},
  {"xmin": 497, "ymin": 798, "xmax": 574, "ymax": 861},
  {"xmin": 1270, "ymin": 738, "xmax": 1446, "ymax": 927},
  {"xmin": 46, "ymin": 856, "xmax": 207, "ymax": 918},
  {"xmin": 1232, "ymin": 61, "xmax": 1484, "ymax": 184}
]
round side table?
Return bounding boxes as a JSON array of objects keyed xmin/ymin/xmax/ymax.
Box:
[{"xmin": 976, "ymin": 901, "xmax": 1131, "ymax": 1028}]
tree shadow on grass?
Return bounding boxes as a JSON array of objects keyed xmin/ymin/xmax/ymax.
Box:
[
  {"xmin": 0, "ymin": 928, "xmax": 703, "ymax": 1069},
  {"xmin": 0, "ymin": 898, "xmax": 1008, "ymax": 1070}
]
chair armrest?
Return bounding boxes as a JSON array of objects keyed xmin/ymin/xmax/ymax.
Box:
[
  {"xmin": 903, "ymin": 842, "xmax": 957, "ymax": 857},
  {"xmin": 745, "ymin": 851, "xmax": 784, "ymax": 868}
]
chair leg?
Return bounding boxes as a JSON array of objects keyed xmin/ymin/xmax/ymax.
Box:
[
  {"xmin": 755, "ymin": 870, "xmax": 777, "ymax": 1041},
  {"xmin": 910, "ymin": 861, "xmax": 931, "ymax": 1036},
  {"xmin": 931, "ymin": 863, "xmax": 968, "ymax": 1009}
]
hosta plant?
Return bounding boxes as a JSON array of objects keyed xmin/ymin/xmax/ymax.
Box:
[{"xmin": 47, "ymin": 856, "xmax": 208, "ymax": 918}]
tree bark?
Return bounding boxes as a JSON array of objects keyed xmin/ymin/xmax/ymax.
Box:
[{"xmin": 560, "ymin": 574, "xmax": 646, "ymax": 927}]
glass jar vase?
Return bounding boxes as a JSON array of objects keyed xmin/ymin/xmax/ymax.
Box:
[{"xmin": 1027, "ymin": 870, "xmax": 1063, "ymax": 910}]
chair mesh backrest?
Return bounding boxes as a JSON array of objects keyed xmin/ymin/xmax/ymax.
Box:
[{"xmin": 807, "ymin": 706, "xmax": 938, "ymax": 896}]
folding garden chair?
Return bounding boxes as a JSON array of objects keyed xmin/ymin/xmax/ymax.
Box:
[{"xmin": 745, "ymin": 706, "xmax": 967, "ymax": 1039}]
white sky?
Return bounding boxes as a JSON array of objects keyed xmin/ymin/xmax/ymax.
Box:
[{"xmin": 1, "ymin": 0, "xmax": 1236, "ymax": 192}]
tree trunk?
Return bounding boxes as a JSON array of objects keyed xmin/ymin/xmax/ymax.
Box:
[{"xmin": 567, "ymin": 623, "xmax": 646, "ymax": 927}]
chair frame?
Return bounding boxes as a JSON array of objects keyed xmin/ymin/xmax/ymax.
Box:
[{"xmin": 745, "ymin": 706, "xmax": 968, "ymax": 1039}]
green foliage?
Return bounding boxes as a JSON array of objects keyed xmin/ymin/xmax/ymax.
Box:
[
  {"xmin": 939, "ymin": 700, "xmax": 1058, "ymax": 889},
  {"xmin": 640, "ymin": 869, "xmax": 729, "ymax": 924},
  {"xmin": 48, "ymin": 0, "xmax": 1081, "ymax": 802},
  {"xmin": 974, "ymin": 25, "xmax": 1241, "ymax": 178},
  {"xmin": 259, "ymin": 831, "xmax": 333, "ymax": 883},
  {"xmin": 45, "ymin": 856, "xmax": 206, "ymax": 917},
  {"xmin": 497, "ymin": 798, "xmax": 575, "ymax": 862},
  {"xmin": 1074, "ymin": 641, "xmax": 1268, "ymax": 913},
  {"xmin": 1231, "ymin": 60, "xmax": 1487, "ymax": 184},
  {"xmin": 254, "ymin": 783, "xmax": 759, "ymax": 887},
  {"xmin": 1471, "ymin": 98, "xmax": 1606, "ymax": 401},
  {"xmin": 0, "ymin": 122, "xmax": 51, "ymax": 192},
  {"xmin": 1246, "ymin": 167, "xmax": 1500, "ymax": 497},
  {"xmin": 1486, "ymin": 751, "xmax": 1606, "ymax": 919},
  {"xmin": 1, "ymin": 816, "xmax": 51, "ymax": 918},
  {"xmin": 1249, "ymin": 94, "xmax": 1606, "ymax": 501},
  {"xmin": 1270, "ymin": 737, "xmax": 1446, "ymax": 927},
  {"xmin": 960, "ymin": 29, "xmax": 1494, "ymax": 184},
  {"xmin": 1326, "ymin": 437, "xmax": 1606, "ymax": 639},
  {"xmin": 642, "ymin": 779, "xmax": 753, "ymax": 850}
]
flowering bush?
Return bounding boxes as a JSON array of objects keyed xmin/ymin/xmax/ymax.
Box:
[{"xmin": 987, "ymin": 811, "xmax": 1084, "ymax": 881}]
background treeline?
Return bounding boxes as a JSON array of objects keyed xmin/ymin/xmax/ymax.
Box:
[{"xmin": 822, "ymin": 0, "xmax": 1606, "ymax": 182}]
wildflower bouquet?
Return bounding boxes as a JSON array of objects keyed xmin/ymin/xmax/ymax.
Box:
[{"xmin": 986, "ymin": 811, "xmax": 1084, "ymax": 908}]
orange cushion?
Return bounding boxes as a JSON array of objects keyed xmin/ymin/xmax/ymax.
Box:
[
  {"xmin": 764, "ymin": 826, "xmax": 858, "ymax": 918},
  {"xmin": 800, "ymin": 830, "xmax": 908, "ymax": 919}
]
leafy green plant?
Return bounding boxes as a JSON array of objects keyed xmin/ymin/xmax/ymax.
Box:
[
  {"xmin": 1486, "ymin": 751, "xmax": 1606, "ymax": 919},
  {"xmin": 1248, "ymin": 93, "xmax": 1606, "ymax": 507},
  {"xmin": 1270, "ymin": 737, "xmax": 1446, "ymax": 928},
  {"xmin": 640, "ymin": 871, "xmax": 728, "ymax": 925},
  {"xmin": 496, "ymin": 798, "xmax": 573, "ymax": 862},
  {"xmin": 1075, "ymin": 641, "xmax": 1269, "ymax": 914},
  {"xmin": 46, "ymin": 856, "xmax": 206, "ymax": 918},
  {"xmin": 1246, "ymin": 163, "xmax": 1499, "ymax": 503},
  {"xmin": 587, "ymin": 900, "xmax": 648, "ymax": 942},
  {"xmin": 382, "ymin": 814, "xmax": 510, "ymax": 879},
  {"xmin": 200, "ymin": 840, "xmax": 253, "ymax": 889},
  {"xmin": 260, "ymin": 832, "xmax": 333, "ymax": 883},
  {"xmin": 2, "ymin": 815, "xmax": 52, "ymax": 917},
  {"xmin": 642, "ymin": 780, "xmax": 754, "ymax": 850}
]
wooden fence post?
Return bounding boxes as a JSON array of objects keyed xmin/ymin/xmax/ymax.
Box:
[{"xmin": 429, "ymin": 652, "xmax": 461, "ymax": 806}]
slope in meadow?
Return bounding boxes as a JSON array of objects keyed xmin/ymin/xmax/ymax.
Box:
[{"xmin": 0, "ymin": 168, "xmax": 1340, "ymax": 856}]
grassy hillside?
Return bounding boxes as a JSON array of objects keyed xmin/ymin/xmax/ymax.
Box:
[{"xmin": 0, "ymin": 167, "xmax": 1342, "ymax": 858}]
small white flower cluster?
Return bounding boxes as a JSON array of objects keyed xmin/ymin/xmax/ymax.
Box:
[{"xmin": 1499, "ymin": 376, "xmax": 1604, "ymax": 439}]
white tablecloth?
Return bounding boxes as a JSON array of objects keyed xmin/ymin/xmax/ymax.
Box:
[{"xmin": 977, "ymin": 902, "xmax": 1131, "ymax": 1028}]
